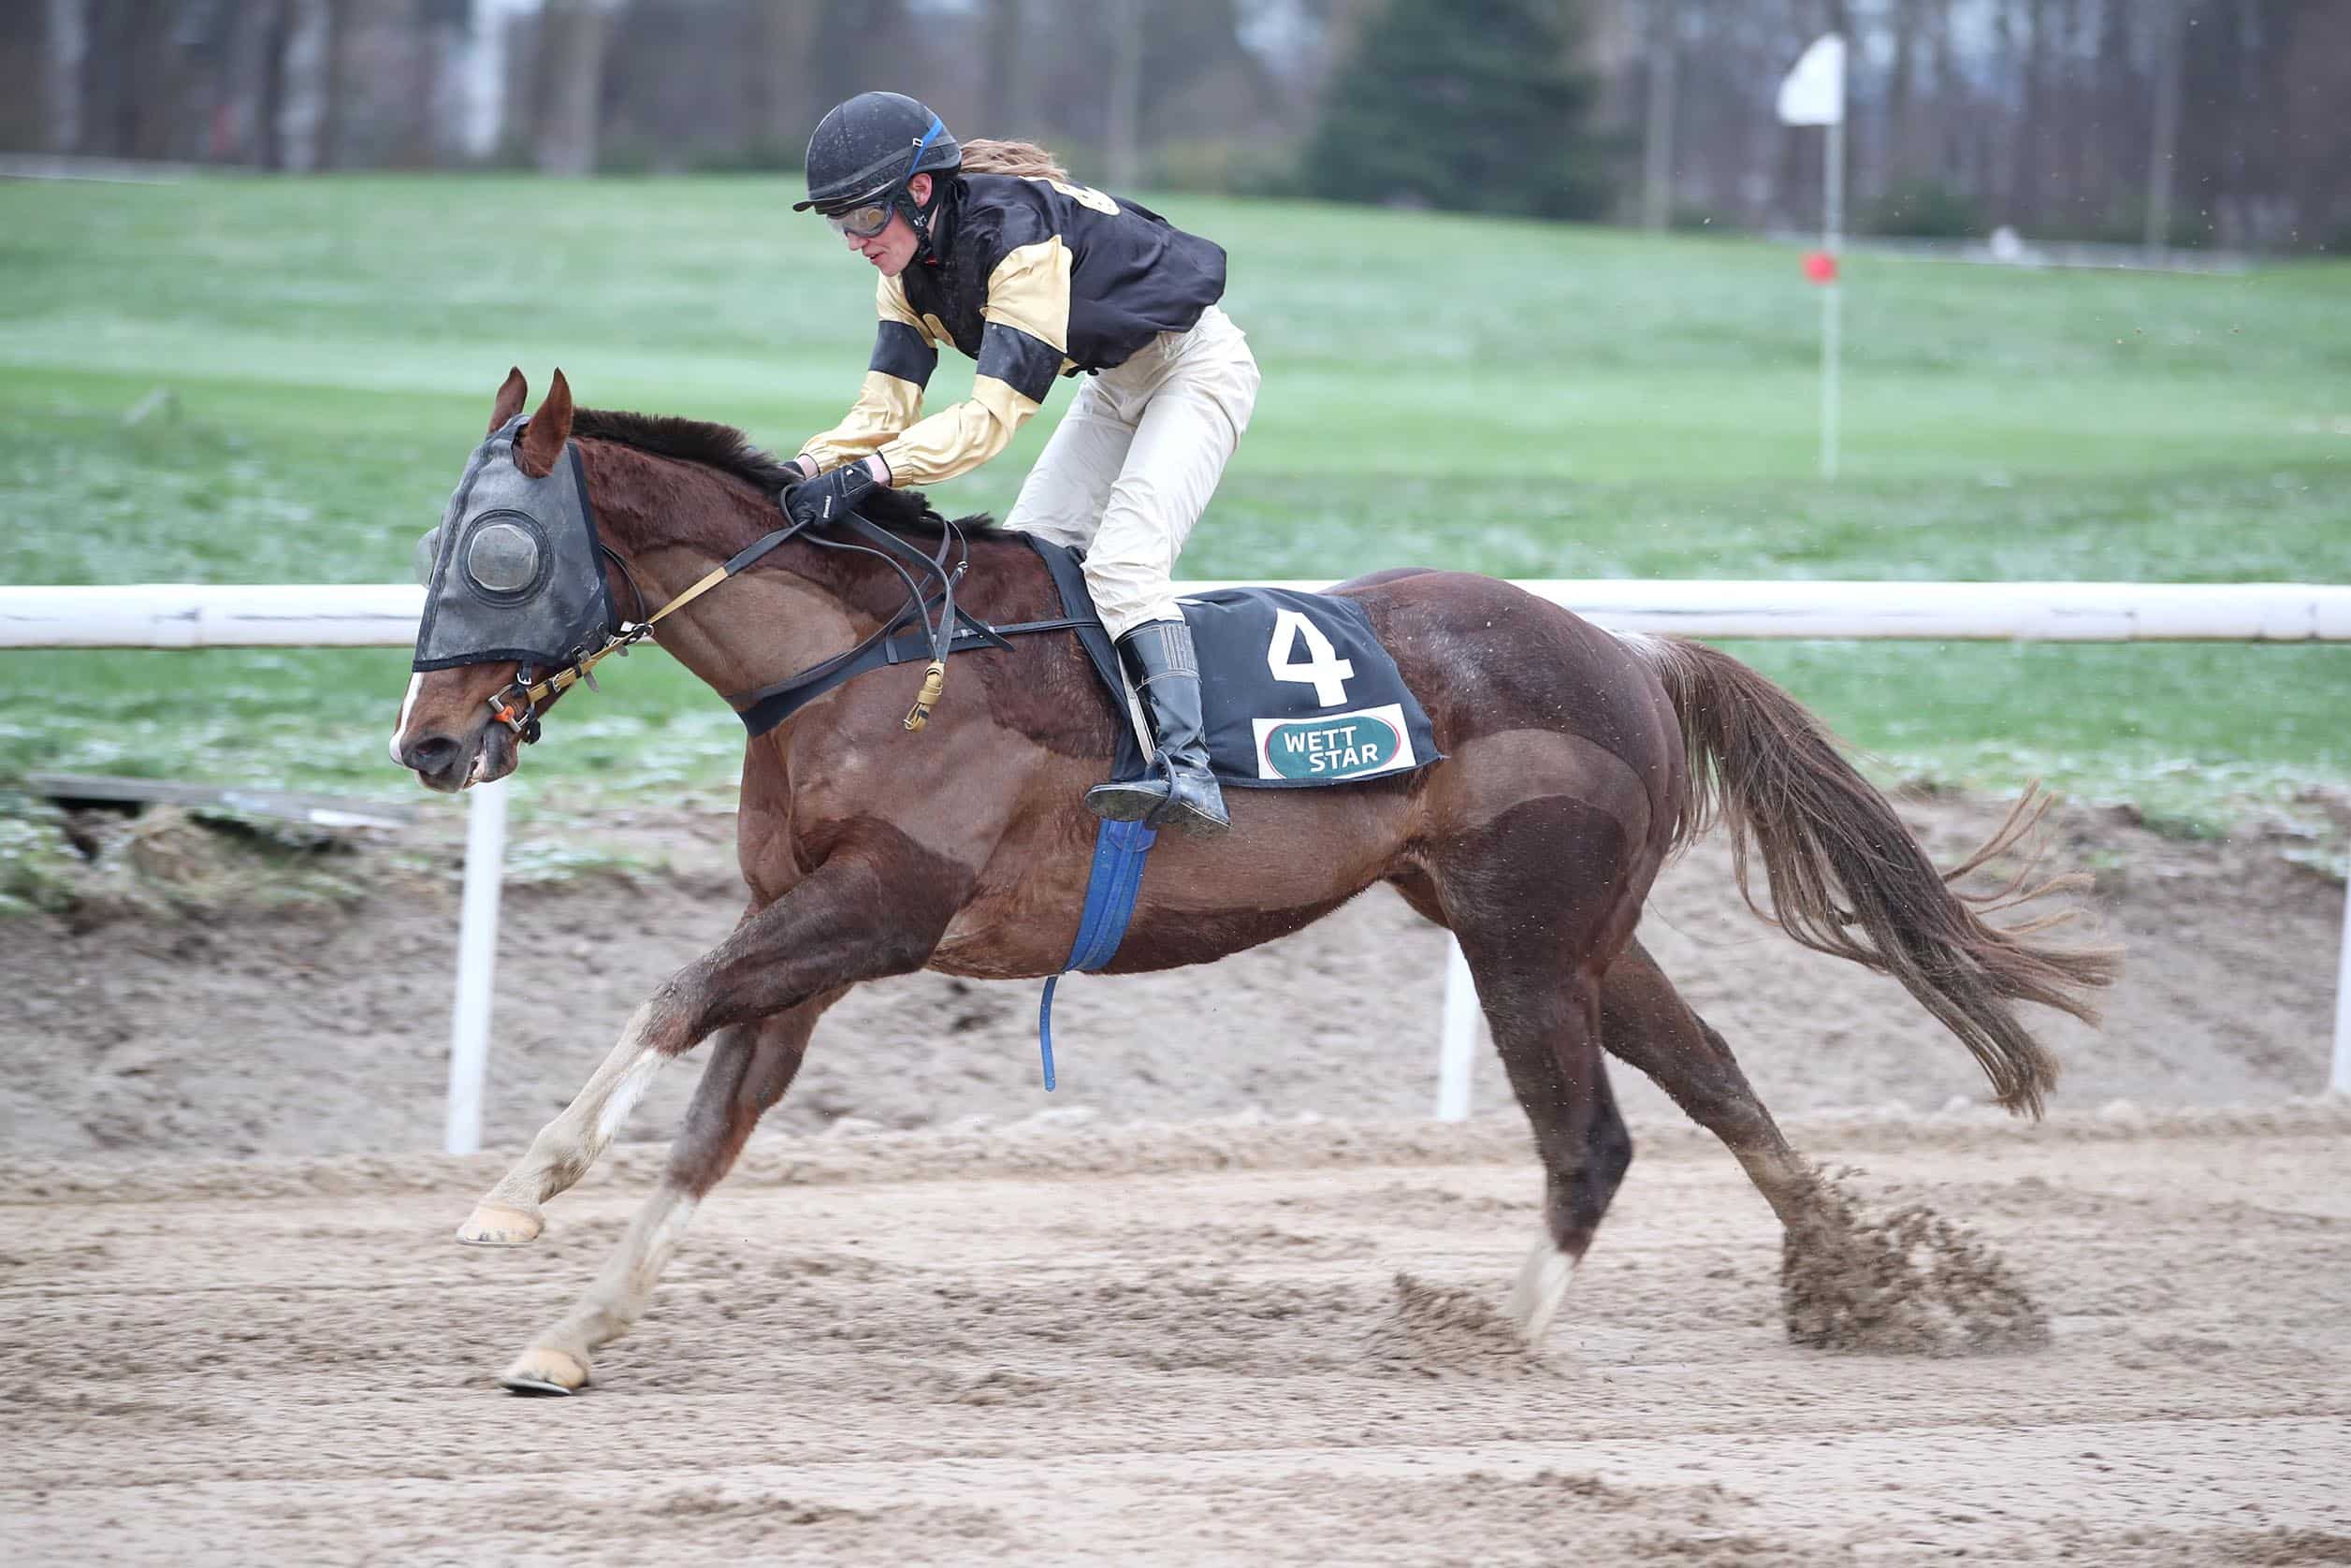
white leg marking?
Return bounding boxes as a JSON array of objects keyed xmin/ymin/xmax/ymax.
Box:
[
  {"xmin": 644, "ymin": 1193, "xmax": 698, "ymax": 1270},
  {"xmin": 593, "ymin": 1050, "xmax": 665, "ymax": 1144},
  {"xmin": 389, "ymin": 673, "xmax": 425, "ymax": 765},
  {"xmin": 601, "ymin": 1187, "xmax": 701, "ymax": 1310},
  {"xmin": 500, "ymin": 1188, "xmax": 704, "ymax": 1391},
  {"xmin": 1507, "ymin": 1228, "xmax": 1577, "ymax": 1347},
  {"xmin": 480, "ymin": 1004, "xmax": 667, "ymax": 1217}
]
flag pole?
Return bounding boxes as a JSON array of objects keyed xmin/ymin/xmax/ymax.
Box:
[
  {"xmin": 1821, "ymin": 108, "xmax": 1844, "ymax": 482},
  {"xmin": 1779, "ymin": 33, "xmax": 1848, "ymax": 483}
]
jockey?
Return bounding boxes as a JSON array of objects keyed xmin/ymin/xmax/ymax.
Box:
[{"xmin": 784, "ymin": 91, "xmax": 1257, "ymax": 836}]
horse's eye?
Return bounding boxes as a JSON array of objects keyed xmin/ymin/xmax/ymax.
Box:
[
  {"xmin": 412, "ymin": 525, "xmax": 443, "ymax": 587},
  {"xmin": 465, "ymin": 519, "xmax": 542, "ymax": 594}
]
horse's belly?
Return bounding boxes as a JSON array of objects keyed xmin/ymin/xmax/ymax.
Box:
[{"xmin": 927, "ymin": 887, "xmax": 1078, "ymax": 980}]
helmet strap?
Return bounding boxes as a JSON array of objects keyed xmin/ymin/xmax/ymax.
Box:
[
  {"xmin": 903, "ymin": 179, "xmax": 946, "ymax": 267},
  {"xmin": 900, "ymin": 115, "xmax": 949, "ymax": 266}
]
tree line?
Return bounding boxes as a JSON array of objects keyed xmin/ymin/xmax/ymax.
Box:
[{"xmin": 1, "ymin": 0, "xmax": 2340, "ymax": 253}]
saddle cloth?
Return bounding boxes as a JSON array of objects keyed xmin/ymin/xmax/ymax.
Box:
[{"xmin": 1029, "ymin": 539, "xmax": 1444, "ymax": 789}]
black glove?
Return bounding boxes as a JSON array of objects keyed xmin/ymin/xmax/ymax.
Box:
[{"xmin": 783, "ymin": 461, "xmax": 878, "ymax": 529}]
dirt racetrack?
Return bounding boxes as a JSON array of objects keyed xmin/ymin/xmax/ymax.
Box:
[
  {"xmin": 6, "ymin": 1107, "xmax": 2349, "ymax": 1566},
  {"xmin": 3, "ymin": 790, "xmax": 2347, "ymax": 1561}
]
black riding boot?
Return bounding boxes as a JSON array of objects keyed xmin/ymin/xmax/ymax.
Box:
[{"xmin": 1084, "ymin": 619, "xmax": 1230, "ymax": 835}]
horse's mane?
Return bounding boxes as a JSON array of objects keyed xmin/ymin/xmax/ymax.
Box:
[{"xmin": 572, "ymin": 407, "xmax": 996, "ymax": 538}]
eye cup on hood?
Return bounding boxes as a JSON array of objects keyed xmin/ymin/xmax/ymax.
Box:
[{"xmin": 463, "ymin": 515, "xmax": 546, "ymax": 598}]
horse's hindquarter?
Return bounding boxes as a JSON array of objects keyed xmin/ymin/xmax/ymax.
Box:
[{"xmin": 1349, "ymin": 572, "xmax": 1685, "ymax": 893}]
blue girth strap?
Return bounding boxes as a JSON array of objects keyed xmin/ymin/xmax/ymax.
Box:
[{"xmin": 1037, "ymin": 817, "xmax": 1157, "ymax": 1091}]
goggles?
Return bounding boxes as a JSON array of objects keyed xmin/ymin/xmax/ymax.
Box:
[
  {"xmin": 809, "ymin": 119, "xmax": 944, "ymax": 241},
  {"xmin": 821, "ymin": 197, "xmax": 896, "ymax": 240}
]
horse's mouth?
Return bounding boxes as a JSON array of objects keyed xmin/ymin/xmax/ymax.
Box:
[
  {"xmin": 412, "ymin": 724, "xmax": 521, "ymax": 794},
  {"xmin": 468, "ymin": 729, "xmax": 522, "ymax": 790}
]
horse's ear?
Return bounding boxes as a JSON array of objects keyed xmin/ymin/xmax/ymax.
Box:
[
  {"xmin": 514, "ymin": 369, "xmax": 573, "ymax": 478},
  {"xmin": 487, "ymin": 368, "xmax": 528, "ymax": 435}
]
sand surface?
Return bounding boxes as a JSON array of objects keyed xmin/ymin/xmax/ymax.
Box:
[
  {"xmin": 2, "ymin": 788, "xmax": 2345, "ymax": 1562},
  {"xmin": 4, "ymin": 1109, "xmax": 2347, "ymax": 1565}
]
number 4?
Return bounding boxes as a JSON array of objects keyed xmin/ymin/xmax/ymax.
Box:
[{"xmin": 1267, "ymin": 609, "xmax": 1356, "ymax": 707}]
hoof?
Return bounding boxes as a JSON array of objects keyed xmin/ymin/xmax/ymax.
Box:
[
  {"xmin": 456, "ymin": 1203, "xmax": 544, "ymax": 1246},
  {"xmin": 499, "ymin": 1345, "xmax": 588, "ymax": 1396}
]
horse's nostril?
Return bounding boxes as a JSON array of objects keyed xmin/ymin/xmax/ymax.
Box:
[{"xmin": 405, "ymin": 734, "xmax": 462, "ymax": 776}]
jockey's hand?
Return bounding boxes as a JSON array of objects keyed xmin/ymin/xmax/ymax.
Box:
[{"xmin": 782, "ymin": 457, "xmax": 881, "ymax": 529}]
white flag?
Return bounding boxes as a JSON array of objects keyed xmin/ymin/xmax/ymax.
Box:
[{"xmin": 1776, "ymin": 34, "xmax": 1846, "ymax": 126}]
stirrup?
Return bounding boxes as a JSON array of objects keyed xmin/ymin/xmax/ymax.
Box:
[
  {"xmin": 1084, "ymin": 776, "xmax": 1163, "ymax": 823},
  {"xmin": 1081, "ymin": 776, "xmax": 1156, "ymax": 822},
  {"xmin": 1161, "ymin": 791, "xmax": 1231, "ymax": 835},
  {"xmin": 1086, "ymin": 766, "xmax": 1229, "ymax": 835}
]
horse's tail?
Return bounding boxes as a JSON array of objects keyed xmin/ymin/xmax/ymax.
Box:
[{"xmin": 1624, "ymin": 632, "xmax": 2119, "ymax": 1118}]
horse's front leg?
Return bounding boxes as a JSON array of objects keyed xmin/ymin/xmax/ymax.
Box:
[
  {"xmin": 453, "ymin": 992, "xmax": 695, "ymax": 1245},
  {"xmin": 455, "ymin": 849, "xmax": 960, "ymax": 1244},
  {"xmin": 477, "ymin": 847, "xmax": 965, "ymax": 1393},
  {"xmin": 497, "ymin": 990, "xmax": 841, "ymax": 1394}
]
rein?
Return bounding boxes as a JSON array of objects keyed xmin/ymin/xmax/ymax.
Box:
[{"xmin": 487, "ymin": 501, "xmax": 978, "ymax": 744}]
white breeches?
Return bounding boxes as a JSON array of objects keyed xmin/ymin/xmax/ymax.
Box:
[{"xmin": 1001, "ymin": 303, "xmax": 1260, "ymax": 640}]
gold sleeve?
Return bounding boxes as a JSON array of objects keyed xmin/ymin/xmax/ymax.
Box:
[
  {"xmin": 875, "ymin": 238, "xmax": 1074, "ymax": 487},
  {"xmin": 796, "ymin": 274, "xmax": 939, "ymax": 474}
]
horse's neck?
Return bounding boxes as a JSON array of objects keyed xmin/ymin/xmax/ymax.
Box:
[
  {"xmin": 589, "ymin": 456, "xmax": 878, "ymax": 707},
  {"xmin": 582, "ymin": 442, "xmax": 1046, "ymax": 712}
]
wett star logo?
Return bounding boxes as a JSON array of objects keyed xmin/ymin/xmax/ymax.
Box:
[{"xmin": 1253, "ymin": 704, "xmax": 1415, "ymax": 782}]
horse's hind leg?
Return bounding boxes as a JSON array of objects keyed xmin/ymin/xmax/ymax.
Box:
[
  {"xmin": 498, "ymin": 989, "xmax": 841, "ymax": 1395},
  {"xmin": 1598, "ymin": 938, "xmax": 1824, "ymax": 1241},
  {"xmin": 1395, "ymin": 876, "xmax": 1818, "ymax": 1343},
  {"xmin": 1426, "ymin": 820, "xmax": 1645, "ymax": 1349},
  {"xmin": 1472, "ymin": 960, "xmax": 1630, "ymax": 1347},
  {"xmin": 1488, "ymin": 987, "xmax": 1631, "ymax": 1349}
]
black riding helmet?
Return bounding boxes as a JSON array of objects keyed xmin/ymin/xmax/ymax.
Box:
[{"xmin": 793, "ymin": 92, "xmax": 963, "ymax": 256}]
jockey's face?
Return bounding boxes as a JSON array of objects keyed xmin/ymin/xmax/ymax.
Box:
[{"xmin": 840, "ymin": 173, "xmax": 930, "ymax": 278}]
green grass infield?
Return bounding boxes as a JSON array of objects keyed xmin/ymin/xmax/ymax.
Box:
[{"xmin": 2, "ymin": 174, "xmax": 2344, "ymax": 838}]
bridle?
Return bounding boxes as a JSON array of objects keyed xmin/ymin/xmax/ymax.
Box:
[
  {"xmin": 485, "ymin": 500, "xmax": 973, "ymax": 745},
  {"xmin": 482, "ymin": 539, "xmax": 650, "ymax": 745}
]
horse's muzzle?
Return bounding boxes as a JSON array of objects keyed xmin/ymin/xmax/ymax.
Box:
[{"xmin": 401, "ymin": 723, "xmax": 518, "ymax": 793}]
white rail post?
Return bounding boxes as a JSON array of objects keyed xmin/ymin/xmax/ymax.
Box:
[
  {"xmin": 1435, "ymin": 936, "xmax": 1479, "ymax": 1120},
  {"xmin": 1821, "ymin": 108, "xmax": 1844, "ymax": 482},
  {"xmin": 2335, "ymin": 873, "xmax": 2351, "ymax": 1096},
  {"xmin": 444, "ymin": 777, "xmax": 510, "ymax": 1155}
]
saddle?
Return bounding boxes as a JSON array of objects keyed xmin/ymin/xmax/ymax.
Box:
[
  {"xmin": 1023, "ymin": 540, "xmax": 1444, "ymax": 1089},
  {"xmin": 1024, "ymin": 540, "xmax": 1444, "ymax": 791}
]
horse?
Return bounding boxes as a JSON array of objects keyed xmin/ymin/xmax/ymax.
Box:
[{"xmin": 392, "ymin": 370, "xmax": 2116, "ymax": 1395}]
